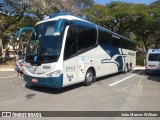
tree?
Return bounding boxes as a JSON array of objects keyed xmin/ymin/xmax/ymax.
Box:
[
  {"xmin": 0, "ymin": 0, "xmax": 28, "ymax": 59},
  {"xmin": 83, "ymin": 4, "xmax": 111, "ymax": 26},
  {"xmin": 84, "ymin": 1, "xmax": 160, "ymax": 51},
  {"xmin": 84, "ymin": 2, "xmax": 149, "ymax": 37},
  {"xmin": 132, "ymin": 1, "xmax": 160, "ymax": 51},
  {"xmin": 3, "ymin": 16, "xmax": 37, "ymax": 55},
  {"xmin": 25, "ymin": 0, "xmax": 60, "ymax": 20},
  {"xmin": 74, "ymin": 0, "xmax": 94, "ymax": 9},
  {"xmin": 25, "ymin": 0, "xmax": 94, "ymax": 20}
]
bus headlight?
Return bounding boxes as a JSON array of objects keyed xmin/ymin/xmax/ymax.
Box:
[{"xmin": 46, "ymin": 70, "xmax": 62, "ymax": 77}]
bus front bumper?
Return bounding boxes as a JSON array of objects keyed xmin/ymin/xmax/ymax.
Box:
[{"xmin": 23, "ymin": 74, "xmax": 63, "ymax": 88}]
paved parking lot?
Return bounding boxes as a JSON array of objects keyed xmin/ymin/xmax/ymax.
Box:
[{"xmin": 0, "ymin": 69, "xmax": 159, "ymax": 120}]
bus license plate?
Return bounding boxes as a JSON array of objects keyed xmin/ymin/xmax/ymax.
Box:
[{"xmin": 32, "ymin": 79, "xmax": 38, "ymax": 83}]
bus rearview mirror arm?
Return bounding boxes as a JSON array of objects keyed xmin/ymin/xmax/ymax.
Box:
[
  {"xmin": 17, "ymin": 27, "xmax": 36, "ymax": 40},
  {"xmin": 54, "ymin": 19, "xmax": 72, "ymax": 36}
]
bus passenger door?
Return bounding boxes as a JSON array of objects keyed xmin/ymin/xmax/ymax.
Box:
[{"xmin": 63, "ymin": 25, "xmax": 78, "ymax": 86}]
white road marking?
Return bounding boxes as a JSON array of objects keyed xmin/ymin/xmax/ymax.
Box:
[
  {"xmin": 109, "ymin": 71, "xmax": 143, "ymax": 87},
  {"xmin": 121, "ymin": 84, "xmax": 134, "ymax": 91},
  {"xmin": 0, "ymin": 75, "xmax": 16, "ymax": 79},
  {"xmin": 0, "ymin": 68, "xmax": 14, "ymax": 71}
]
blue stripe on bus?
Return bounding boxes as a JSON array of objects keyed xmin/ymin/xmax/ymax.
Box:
[{"xmin": 100, "ymin": 44, "xmax": 123, "ymax": 71}]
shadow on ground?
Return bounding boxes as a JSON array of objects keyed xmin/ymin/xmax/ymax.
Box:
[
  {"xmin": 25, "ymin": 83, "xmax": 83, "ymax": 94},
  {"xmin": 145, "ymin": 72, "xmax": 160, "ymax": 83}
]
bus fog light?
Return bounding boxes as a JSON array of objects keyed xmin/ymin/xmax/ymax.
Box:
[{"xmin": 46, "ymin": 70, "xmax": 62, "ymax": 77}]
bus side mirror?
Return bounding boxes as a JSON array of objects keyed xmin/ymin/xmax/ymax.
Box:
[
  {"xmin": 17, "ymin": 27, "xmax": 35, "ymax": 40},
  {"xmin": 54, "ymin": 19, "xmax": 71, "ymax": 36}
]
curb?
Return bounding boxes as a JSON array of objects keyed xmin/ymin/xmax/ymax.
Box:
[{"xmin": 133, "ymin": 67, "xmax": 145, "ymax": 70}]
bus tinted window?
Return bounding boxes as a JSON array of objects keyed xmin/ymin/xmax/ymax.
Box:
[
  {"xmin": 77, "ymin": 25, "xmax": 97, "ymax": 51},
  {"xmin": 149, "ymin": 54, "xmax": 160, "ymax": 61},
  {"xmin": 111, "ymin": 36, "xmax": 121, "ymax": 48},
  {"xmin": 98, "ymin": 27, "xmax": 135, "ymax": 50},
  {"xmin": 98, "ymin": 28, "xmax": 113, "ymax": 46},
  {"xmin": 64, "ymin": 25, "xmax": 77, "ymax": 60}
]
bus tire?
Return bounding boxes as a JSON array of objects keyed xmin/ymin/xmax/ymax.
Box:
[
  {"xmin": 83, "ymin": 69, "xmax": 94, "ymax": 86},
  {"xmin": 128, "ymin": 64, "xmax": 132, "ymax": 72},
  {"xmin": 128, "ymin": 65, "xmax": 131, "ymax": 72},
  {"xmin": 124, "ymin": 65, "xmax": 128, "ymax": 73}
]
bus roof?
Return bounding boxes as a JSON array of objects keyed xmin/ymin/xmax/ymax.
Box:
[
  {"xmin": 37, "ymin": 13, "xmax": 135, "ymax": 44},
  {"xmin": 37, "ymin": 13, "xmax": 90, "ymax": 25}
]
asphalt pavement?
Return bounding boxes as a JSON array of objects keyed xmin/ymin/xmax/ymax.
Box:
[{"xmin": 0, "ymin": 69, "xmax": 159, "ymax": 120}]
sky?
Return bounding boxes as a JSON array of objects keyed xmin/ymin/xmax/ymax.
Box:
[{"xmin": 94, "ymin": 0, "xmax": 157, "ymax": 5}]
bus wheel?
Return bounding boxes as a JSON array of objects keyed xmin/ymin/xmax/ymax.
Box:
[
  {"xmin": 124, "ymin": 65, "xmax": 128, "ymax": 73},
  {"xmin": 128, "ymin": 64, "xmax": 132, "ymax": 71},
  {"xmin": 84, "ymin": 69, "xmax": 94, "ymax": 86}
]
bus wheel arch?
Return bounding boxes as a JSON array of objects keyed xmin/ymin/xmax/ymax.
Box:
[{"xmin": 83, "ymin": 67, "xmax": 96, "ymax": 86}]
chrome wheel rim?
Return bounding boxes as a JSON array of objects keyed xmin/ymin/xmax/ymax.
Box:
[
  {"xmin": 86, "ymin": 72, "xmax": 93, "ymax": 82},
  {"xmin": 125, "ymin": 66, "xmax": 128, "ymax": 72}
]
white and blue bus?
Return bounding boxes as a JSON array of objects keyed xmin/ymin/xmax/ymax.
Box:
[{"xmin": 17, "ymin": 13, "xmax": 136, "ymax": 88}]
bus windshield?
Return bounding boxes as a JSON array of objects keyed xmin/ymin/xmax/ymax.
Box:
[
  {"xmin": 26, "ymin": 21, "xmax": 63, "ymax": 63},
  {"xmin": 148, "ymin": 53, "xmax": 160, "ymax": 61}
]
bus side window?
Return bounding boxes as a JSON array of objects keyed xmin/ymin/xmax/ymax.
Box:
[
  {"xmin": 64, "ymin": 25, "xmax": 77, "ymax": 60},
  {"xmin": 98, "ymin": 28, "xmax": 113, "ymax": 46},
  {"xmin": 77, "ymin": 25, "xmax": 97, "ymax": 51}
]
